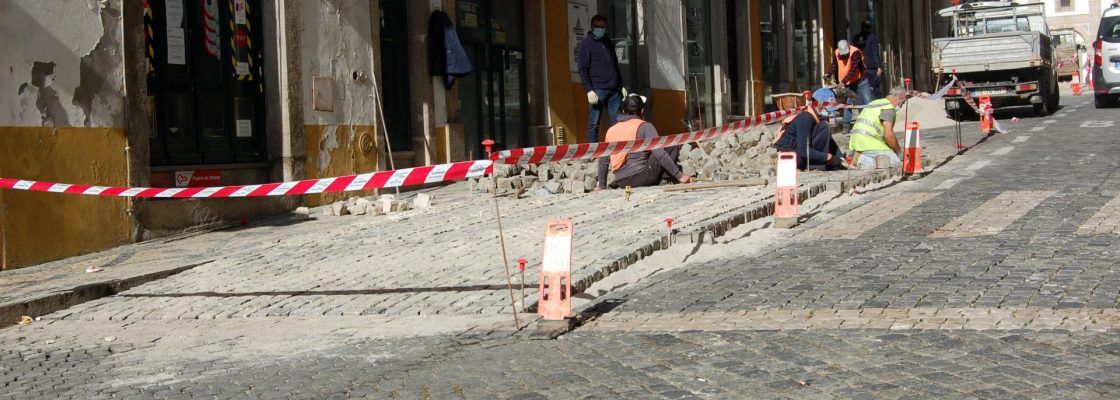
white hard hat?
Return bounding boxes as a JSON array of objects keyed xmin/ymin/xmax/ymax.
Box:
[{"xmin": 837, "ymin": 40, "xmax": 850, "ymax": 56}]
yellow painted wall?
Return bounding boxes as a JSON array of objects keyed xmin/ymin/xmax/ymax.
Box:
[
  {"xmin": 648, "ymin": 88, "xmax": 688, "ymax": 136},
  {"xmin": 302, "ymin": 124, "xmax": 380, "ymax": 206},
  {"xmin": 0, "ymin": 127, "xmax": 131, "ymax": 270},
  {"xmin": 544, "ymin": 1, "xmax": 586, "ymax": 145}
]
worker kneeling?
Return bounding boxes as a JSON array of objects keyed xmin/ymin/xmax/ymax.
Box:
[
  {"xmin": 848, "ymin": 87, "xmax": 909, "ymax": 169},
  {"xmin": 773, "ymin": 88, "xmax": 848, "ymax": 170},
  {"xmin": 596, "ymin": 94, "xmax": 692, "ymax": 190}
]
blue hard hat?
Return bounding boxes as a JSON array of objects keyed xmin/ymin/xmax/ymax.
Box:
[{"xmin": 812, "ymin": 88, "xmax": 839, "ymax": 113}]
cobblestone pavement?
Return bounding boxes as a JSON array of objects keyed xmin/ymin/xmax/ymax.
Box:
[{"xmin": 4, "ymin": 97, "xmax": 1115, "ymax": 399}]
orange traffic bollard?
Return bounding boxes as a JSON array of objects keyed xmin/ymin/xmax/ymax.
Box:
[
  {"xmin": 773, "ymin": 152, "xmax": 799, "ymax": 229},
  {"xmin": 978, "ymin": 96, "xmax": 993, "ymax": 135},
  {"xmin": 538, "ymin": 220, "xmax": 573, "ymax": 321},
  {"xmin": 902, "ymin": 121, "xmax": 923, "ymax": 175}
]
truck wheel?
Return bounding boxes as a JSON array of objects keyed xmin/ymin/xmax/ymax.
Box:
[
  {"xmin": 1034, "ymin": 82, "xmax": 1053, "ymax": 116},
  {"xmin": 945, "ymin": 105, "xmax": 976, "ymax": 121},
  {"xmin": 1047, "ymin": 80, "xmax": 1060, "ymax": 112}
]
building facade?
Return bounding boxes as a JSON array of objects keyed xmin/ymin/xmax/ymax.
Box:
[{"xmin": 0, "ymin": 0, "xmax": 935, "ymax": 270}]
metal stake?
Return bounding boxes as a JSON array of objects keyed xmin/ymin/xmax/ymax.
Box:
[{"xmin": 486, "ymin": 145, "xmax": 521, "ymax": 331}]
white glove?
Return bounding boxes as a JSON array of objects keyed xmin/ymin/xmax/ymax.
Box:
[
  {"xmin": 587, "ymin": 91, "xmax": 599, "ymax": 105},
  {"xmin": 622, "ymin": 87, "xmax": 629, "ymax": 97}
]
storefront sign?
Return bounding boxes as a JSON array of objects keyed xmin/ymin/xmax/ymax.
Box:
[
  {"xmin": 174, "ymin": 170, "xmax": 222, "ymax": 188},
  {"xmin": 568, "ymin": 1, "xmax": 592, "ymax": 82}
]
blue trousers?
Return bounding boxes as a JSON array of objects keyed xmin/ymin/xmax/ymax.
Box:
[
  {"xmin": 587, "ymin": 88, "xmax": 622, "ymax": 143},
  {"xmin": 842, "ymin": 79, "xmax": 874, "ymax": 129}
]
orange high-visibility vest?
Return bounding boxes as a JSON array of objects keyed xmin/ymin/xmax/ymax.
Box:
[
  {"xmin": 606, "ymin": 118, "xmax": 646, "ymax": 172},
  {"xmin": 835, "ymin": 45, "xmax": 863, "ymax": 85}
]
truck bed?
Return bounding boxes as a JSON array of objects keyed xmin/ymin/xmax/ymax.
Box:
[{"xmin": 933, "ymin": 31, "xmax": 1047, "ymax": 74}]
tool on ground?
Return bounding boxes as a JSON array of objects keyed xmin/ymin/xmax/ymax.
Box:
[
  {"xmin": 538, "ymin": 220, "xmax": 574, "ymax": 321},
  {"xmin": 484, "ymin": 140, "xmax": 521, "ymax": 330},
  {"xmin": 661, "ymin": 178, "xmax": 768, "ymax": 192},
  {"xmin": 370, "ymin": 65, "xmax": 400, "ymax": 194},
  {"xmin": 625, "ymin": 186, "xmax": 632, "ymax": 202},
  {"xmin": 516, "ymin": 258, "xmax": 528, "ymax": 311},
  {"xmin": 773, "ymin": 152, "xmax": 799, "ymax": 228},
  {"xmin": 17, "ymin": 316, "xmax": 32, "ymax": 325},
  {"xmin": 903, "ymin": 121, "xmax": 924, "ymax": 175}
]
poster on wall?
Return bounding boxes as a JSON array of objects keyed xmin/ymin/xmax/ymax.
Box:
[{"xmin": 568, "ymin": 1, "xmax": 594, "ymax": 82}]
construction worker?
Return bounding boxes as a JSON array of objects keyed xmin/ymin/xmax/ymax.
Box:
[
  {"xmin": 848, "ymin": 87, "xmax": 909, "ymax": 170},
  {"xmin": 823, "ymin": 39, "xmax": 870, "ymax": 133},
  {"xmin": 595, "ymin": 94, "xmax": 691, "ymax": 190},
  {"xmin": 773, "ymin": 88, "xmax": 848, "ymax": 171}
]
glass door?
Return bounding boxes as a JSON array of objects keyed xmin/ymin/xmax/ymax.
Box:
[
  {"xmin": 686, "ymin": 0, "xmax": 716, "ymax": 129},
  {"xmin": 455, "ymin": 0, "xmax": 527, "ymax": 157}
]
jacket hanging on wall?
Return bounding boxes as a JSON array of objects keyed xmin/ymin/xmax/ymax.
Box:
[{"xmin": 428, "ymin": 10, "xmax": 473, "ymax": 89}]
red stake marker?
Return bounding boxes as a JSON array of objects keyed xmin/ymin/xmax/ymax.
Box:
[{"xmin": 482, "ymin": 139, "xmax": 495, "ymax": 158}]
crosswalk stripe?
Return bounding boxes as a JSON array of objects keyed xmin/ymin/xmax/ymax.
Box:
[{"xmin": 933, "ymin": 191, "xmax": 1054, "ymax": 237}]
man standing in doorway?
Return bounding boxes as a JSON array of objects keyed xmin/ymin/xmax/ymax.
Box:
[
  {"xmin": 852, "ymin": 20, "xmax": 883, "ymax": 99},
  {"xmin": 823, "ymin": 39, "xmax": 870, "ymax": 134},
  {"xmin": 579, "ymin": 14, "xmax": 625, "ymax": 143}
]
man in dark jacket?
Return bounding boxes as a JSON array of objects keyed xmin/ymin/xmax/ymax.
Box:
[
  {"xmin": 774, "ymin": 88, "xmax": 848, "ymax": 170},
  {"xmin": 596, "ymin": 94, "xmax": 691, "ymax": 190},
  {"xmin": 852, "ymin": 20, "xmax": 883, "ymax": 98},
  {"xmin": 578, "ymin": 15, "xmax": 625, "ymax": 143}
]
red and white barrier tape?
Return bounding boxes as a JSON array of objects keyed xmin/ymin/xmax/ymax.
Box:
[
  {"xmin": 954, "ymin": 78, "xmax": 1008, "ymax": 134},
  {"xmin": 490, "ymin": 106, "xmax": 800, "ymax": 165},
  {"xmin": 0, "ymin": 159, "xmax": 493, "ymax": 198}
]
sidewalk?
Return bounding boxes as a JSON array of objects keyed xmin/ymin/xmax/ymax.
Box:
[{"xmin": 0, "ymin": 118, "xmax": 991, "ymax": 329}]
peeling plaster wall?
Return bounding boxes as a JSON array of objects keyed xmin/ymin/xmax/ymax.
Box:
[
  {"xmin": 0, "ymin": 0, "xmax": 128, "ymax": 269},
  {"xmin": 0, "ymin": 0, "xmax": 125, "ymax": 128},
  {"xmin": 299, "ymin": 0, "xmax": 380, "ymax": 205}
]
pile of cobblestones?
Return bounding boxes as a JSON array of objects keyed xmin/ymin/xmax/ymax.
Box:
[
  {"xmin": 320, "ymin": 193, "xmax": 432, "ymax": 217},
  {"xmin": 677, "ymin": 125, "xmax": 780, "ymax": 181},
  {"xmin": 471, "ymin": 125, "xmax": 782, "ymax": 194}
]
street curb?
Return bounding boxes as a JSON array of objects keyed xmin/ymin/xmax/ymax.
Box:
[{"xmin": 0, "ymin": 261, "xmax": 212, "ymax": 329}]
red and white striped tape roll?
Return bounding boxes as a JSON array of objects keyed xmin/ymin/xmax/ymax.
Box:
[
  {"xmin": 0, "ymin": 159, "xmax": 493, "ymax": 198},
  {"xmin": 491, "ymin": 107, "xmax": 800, "ymax": 165}
]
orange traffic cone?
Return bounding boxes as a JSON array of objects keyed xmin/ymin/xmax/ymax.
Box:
[
  {"xmin": 1072, "ymin": 70, "xmax": 1082, "ymax": 95},
  {"xmin": 903, "ymin": 121, "xmax": 923, "ymax": 175},
  {"xmin": 979, "ymin": 96, "xmax": 993, "ymax": 135}
]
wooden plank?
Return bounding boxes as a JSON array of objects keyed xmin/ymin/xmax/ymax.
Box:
[{"xmin": 662, "ymin": 178, "xmax": 769, "ymax": 193}]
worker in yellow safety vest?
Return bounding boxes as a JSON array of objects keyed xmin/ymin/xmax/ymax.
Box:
[{"xmin": 848, "ymin": 86, "xmax": 910, "ymax": 170}]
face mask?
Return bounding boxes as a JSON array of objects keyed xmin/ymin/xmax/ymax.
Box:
[
  {"xmin": 592, "ymin": 27, "xmax": 606, "ymax": 39},
  {"xmin": 819, "ymin": 109, "xmax": 831, "ymax": 118}
]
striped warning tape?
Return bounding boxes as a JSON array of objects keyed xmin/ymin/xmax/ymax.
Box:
[
  {"xmin": 2, "ymin": 105, "xmax": 809, "ymax": 198},
  {"xmin": 491, "ymin": 106, "xmax": 800, "ymax": 165},
  {"xmin": 0, "ymin": 160, "xmax": 493, "ymax": 198}
]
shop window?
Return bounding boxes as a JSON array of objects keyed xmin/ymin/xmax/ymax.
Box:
[{"xmin": 146, "ymin": 0, "xmax": 267, "ymax": 166}]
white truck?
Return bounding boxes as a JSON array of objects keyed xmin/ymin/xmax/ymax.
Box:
[{"xmin": 932, "ymin": 1, "xmax": 1060, "ymax": 118}]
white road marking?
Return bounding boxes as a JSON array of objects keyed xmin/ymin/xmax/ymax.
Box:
[
  {"xmin": 1030, "ymin": 127, "xmax": 1045, "ymax": 132},
  {"xmin": 1081, "ymin": 120, "xmax": 1115, "ymax": 128},
  {"xmin": 933, "ymin": 191, "xmax": 1055, "ymax": 237},
  {"xmin": 1078, "ymin": 194, "xmax": 1120, "ymax": 235},
  {"xmin": 991, "ymin": 146, "xmax": 1014, "ymax": 156},
  {"xmin": 801, "ymin": 193, "xmax": 936, "ymax": 240},
  {"xmin": 966, "ymin": 160, "xmax": 990, "ymax": 171},
  {"xmin": 1012, "ymin": 136, "xmax": 1030, "ymax": 143},
  {"xmin": 1043, "ymin": 120, "xmax": 1056, "ymax": 124},
  {"xmin": 934, "ymin": 178, "xmax": 966, "ymax": 190}
]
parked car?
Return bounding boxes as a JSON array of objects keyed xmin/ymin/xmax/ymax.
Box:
[{"xmin": 1095, "ymin": 5, "xmax": 1120, "ymax": 108}]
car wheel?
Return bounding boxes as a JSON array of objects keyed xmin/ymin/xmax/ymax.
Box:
[
  {"xmin": 1047, "ymin": 80, "xmax": 1060, "ymax": 112},
  {"xmin": 1096, "ymin": 93, "xmax": 1113, "ymax": 109}
]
